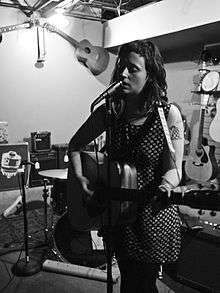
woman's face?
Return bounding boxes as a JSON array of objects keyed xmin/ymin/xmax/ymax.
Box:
[{"xmin": 119, "ymin": 51, "xmax": 148, "ymax": 97}]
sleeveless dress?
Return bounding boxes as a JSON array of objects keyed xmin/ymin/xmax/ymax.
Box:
[{"xmin": 110, "ymin": 102, "xmax": 181, "ymax": 264}]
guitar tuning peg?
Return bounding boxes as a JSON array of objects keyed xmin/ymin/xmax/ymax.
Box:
[
  {"xmin": 198, "ymin": 209, "xmax": 205, "ymax": 215},
  {"xmin": 198, "ymin": 183, "xmax": 203, "ymax": 189},
  {"xmin": 210, "ymin": 184, "xmax": 216, "ymax": 190},
  {"xmin": 210, "ymin": 210, "xmax": 217, "ymax": 217}
]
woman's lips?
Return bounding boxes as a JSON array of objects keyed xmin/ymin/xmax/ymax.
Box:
[{"xmin": 121, "ymin": 82, "xmax": 129, "ymax": 88}]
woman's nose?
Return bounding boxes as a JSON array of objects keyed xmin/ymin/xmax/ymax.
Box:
[{"xmin": 121, "ymin": 67, "xmax": 129, "ymax": 77}]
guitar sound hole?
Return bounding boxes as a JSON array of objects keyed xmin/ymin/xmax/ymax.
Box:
[{"xmin": 85, "ymin": 47, "xmax": 91, "ymax": 54}]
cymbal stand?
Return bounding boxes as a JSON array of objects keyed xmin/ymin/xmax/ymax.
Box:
[{"xmin": 42, "ymin": 179, "xmax": 50, "ymax": 243}]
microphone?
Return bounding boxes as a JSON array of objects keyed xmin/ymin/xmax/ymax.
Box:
[{"xmin": 90, "ymin": 80, "xmax": 123, "ymax": 112}]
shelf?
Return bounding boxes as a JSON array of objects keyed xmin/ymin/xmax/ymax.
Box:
[{"xmin": 104, "ymin": 0, "xmax": 220, "ymax": 61}]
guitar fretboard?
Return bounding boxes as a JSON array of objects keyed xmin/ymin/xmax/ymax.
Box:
[{"xmin": 43, "ymin": 23, "xmax": 79, "ymax": 48}]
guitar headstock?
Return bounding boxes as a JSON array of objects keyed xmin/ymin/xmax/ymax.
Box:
[{"xmin": 172, "ymin": 187, "xmax": 220, "ymax": 211}]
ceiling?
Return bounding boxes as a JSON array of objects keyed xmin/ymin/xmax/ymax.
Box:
[{"xmin": 0, "ymin": 0, "xmax": 161, "ymax": 21}]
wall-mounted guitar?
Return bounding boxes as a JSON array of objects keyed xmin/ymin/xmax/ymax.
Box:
[
  {"xmin": 43, "ymin": 23, "xmax": 110, "ymax": 76},
  {"xmin": 202, "ymin": 70, "xmax": 220, "ymax": 143},
  {"xmin": 185, "ymin": 69, "xmax": 218, "ymax": 182}
]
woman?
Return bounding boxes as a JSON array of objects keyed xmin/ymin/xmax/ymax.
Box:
[{"xmin": 68, "ymin": 39, "xmax": 184, "ymax": 293}]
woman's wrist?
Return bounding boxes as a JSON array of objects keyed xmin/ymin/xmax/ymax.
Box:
[{"xmin": 158, "ymin": 182, "xmax": 172, "ymax": 197}]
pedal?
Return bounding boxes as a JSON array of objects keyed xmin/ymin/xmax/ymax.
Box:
[{"xmin": 2, "ymin": 196, "xmax": 22, "ymax": 218}]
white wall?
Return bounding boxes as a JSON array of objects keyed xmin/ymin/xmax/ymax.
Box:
[{"xmin": 0, "ymin": 8, "xmax": 116, "ymax": 144}]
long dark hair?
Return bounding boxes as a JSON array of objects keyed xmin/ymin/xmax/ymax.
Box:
[{"xmin": 111, "ymin": 40, "xmax": 167, "ymax": 104}]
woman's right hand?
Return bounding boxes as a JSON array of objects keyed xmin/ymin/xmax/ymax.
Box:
[{"xmin": 75, "ymin": 175, "xmax": 94, "ymax": 200}]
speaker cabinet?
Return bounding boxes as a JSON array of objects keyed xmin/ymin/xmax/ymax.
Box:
[
  {"xmin": 29, "ymin": 151, "xmax": 57, "ymax": 187},
  {"xmin": 31, "ymin": 131, "xmax": 51, "ymax": 152},
  {"xmin": 0, "ymin": 142, "xmax": 29, "ymax": 191},
  {"xmin": 168, "ymin": 227, "xmax": 220, "ymax": 293}
]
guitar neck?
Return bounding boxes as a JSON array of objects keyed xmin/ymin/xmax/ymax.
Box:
[
  {"xmin": 196, "ymin": 92, "xmax": 209, "ymax": 149},
  {"xmin": 47, "ymin": 26, "xmax": 79, "ymax": 48},
  {"xmin": 0, "ymin": 22, "xmax": 31, "ymax": 34},
  {"xmin": 197, "ymin": 107, "xmax": 205, "ymax": 149},
  {"xmin": 170, "ymin": 189, "xmax": 220, "ymax": 211},
  {"xmin": 107, "ymin": 187, "xmax": 220, "ymax": 211}
]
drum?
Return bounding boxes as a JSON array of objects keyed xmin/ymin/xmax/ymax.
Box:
[
  {"xmin": 51, "ymin": 179, "xmax": 67, "ymax": 215},
  {"xmin": 53, "ymin": 212, "xmax": 106, "ymax": 268},
  {"xmin": 201, "ymin": 71, "xmax": 219, "ymax": 92}
]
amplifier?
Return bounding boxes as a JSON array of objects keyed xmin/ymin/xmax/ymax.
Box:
[
  {"xmin": 29, "ymin": 151, "xmax": 57, "ymax": 187},
  {"xmin": 166, "ymin": 226, "xmax": 220, "ymax": 293},
  {"xmin": 31, "ymin": 131, "xmax": 51, "ymax": 152}
]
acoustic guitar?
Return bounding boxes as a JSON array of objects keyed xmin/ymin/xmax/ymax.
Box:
[
  {"xmin": 67, "ymin": 151, "xmax": 220, "ymax": 231},
  {"xmin": 184, "ymin": 93, "xmax": 218, "ymax": 182},
  {"xmin": 67, "ymin": 151, "xmax": 137, "ymax": 231},
  {"xmin": 43, "ymin": 23, "xmax": 110, "ymax": 76},
  {"xmin": 209, "ymin": 98, "xmax": 220, "ymax": 143}
]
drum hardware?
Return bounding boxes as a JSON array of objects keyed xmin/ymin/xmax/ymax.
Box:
[
  {"xmin": 38, "ymin": 168, "xmax": 69, "ymax": 260},
  {"xmin": 39, "ymin": 168, "xmax": 68, "ymax": 215},
  {"xmin": 41, "ymin": 178, "xmax": 51, "ymax": 243}
]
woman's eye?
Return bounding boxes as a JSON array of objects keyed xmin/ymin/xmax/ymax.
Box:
[{"xmin": 128, "ymin": 66, "xmax": 138, "ymax": 73}]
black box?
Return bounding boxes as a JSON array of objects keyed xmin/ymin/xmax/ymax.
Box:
[
  {"xmin": 29, "ymin": 151, "xmax": 57, "ymax": 187},
  {"xmin": 31, "ymin": 131, "xmax": 51, "ymax": 152},
  {"xmin": 167, "ymin": 226, "xmax": 220, "ymax": 293},
  {"xmin": 0, "ymin": 143, "xmax": 29, "ymax": 191}
]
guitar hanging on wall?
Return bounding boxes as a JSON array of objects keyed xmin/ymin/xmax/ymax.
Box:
[
  {"xmin": 184, "ymin": 91, "xmax": 218, "ymax": 182},
  {"xmin": 43, "ymin": 23, "xmax": 110, "ymax": 76},
  {"xmin": 209, "ymin": 98, "xmax": 220, "ymax": 142}
]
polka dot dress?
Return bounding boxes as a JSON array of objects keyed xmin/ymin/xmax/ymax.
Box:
[{"xmin": 111, "ymin": 103, "xmax": 181, "ymax": 264}]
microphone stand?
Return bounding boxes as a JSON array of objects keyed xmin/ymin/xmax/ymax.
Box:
[
  {"xmin": 11, "ymin": 162, "xmax": 41, "ymax": 276},
  {"xmin": 104, "ymin": 94, "xmax": 114, "ymax": 293},
  {"xmin": 90, "ymin": 81, "xmax": 122, "ymax": 293}
]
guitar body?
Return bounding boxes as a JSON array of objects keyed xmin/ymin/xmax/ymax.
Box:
[
  {"xmin": 209, "ymin": 98, "xmax": 220, "ymax": 142},
  {"xmin": 76, "ymin": 39, "xmax": 110, "ymax": 76},
  {"xmin": 185, "ymin": 139, "xmax": 218, "ymax": 182},
  {"xmin": 66, "ymin": 151, "xmax": 137, "ymax": 231},
  {"xmin": 185, "ymin": 93, "xmax": 218, "ymax": 183}
]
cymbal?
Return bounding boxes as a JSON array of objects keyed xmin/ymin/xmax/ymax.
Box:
[{"xmin": 38, "ymin": 169, "xmax": 68, "ymax": 180}]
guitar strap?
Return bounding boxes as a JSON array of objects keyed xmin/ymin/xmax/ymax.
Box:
[{"xmin": 157, "ymin": 102, "xmax": 175, "ymax": 154}]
